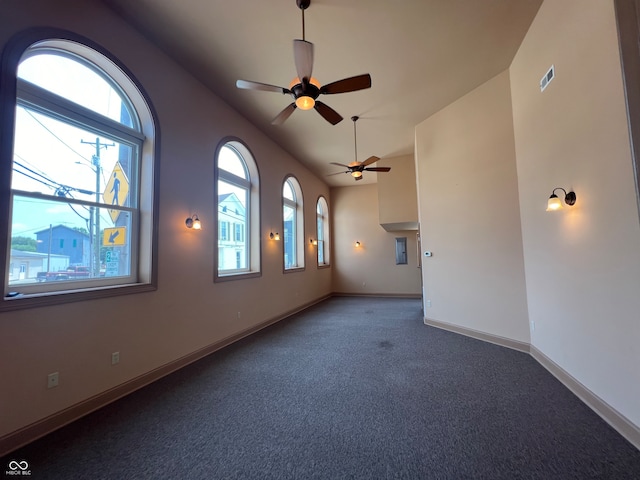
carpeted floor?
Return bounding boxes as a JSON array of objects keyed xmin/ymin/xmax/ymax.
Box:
[{"xmin": 3, "ymin": 296, "xmax": 640, "ymax": 479}]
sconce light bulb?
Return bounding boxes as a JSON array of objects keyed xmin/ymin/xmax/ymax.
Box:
[
  {"xmin": 186, "ymin": 214, "xmax": 201, "ymax": 229},
  {"xmin": 355, "ymin": 241, "xmax": 361, "ymax": 247}
]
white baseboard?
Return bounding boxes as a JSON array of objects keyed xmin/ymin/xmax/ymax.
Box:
[
  {"xmin": 530, "ymin": 345, "xmax": 640, "ymax": 451},
  {"xmin": 425, "ymin": 317, "xmax": 530, "ymax": 353},
  {"xmin": 426, "ymin": 316, "xmax": 640, "ymax": 451}
]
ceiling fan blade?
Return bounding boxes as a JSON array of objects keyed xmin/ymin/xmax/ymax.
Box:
[
  {"xmin": 272, "ymin": 103, "xmax": 297, "ymax": 125},
  {"xmin": 236, "ymin": 79, "xmax": 289, "ymax": 94},
  {"xmin": 364, "ymin": 167, "xmax": 391, "ymax": 172},
  {"xmin": 320, "ymin": 74, "xmax": 372, "ymax": 95},
  {"xmin": 327, "ymin": 171, "xmax": 349, "ymax": 176},
  {"xmin": 293, "ymin": 39, "xmax": 314, "ymax": 82},
  {"xmin": 314, "ymin": 101, "xmax": 343, "ymax": 125},
  {"xmin": 361, "ymin": 155, "xmax": 380, "ymax": 166},
  {"xmin": 330, "ymin": 162, "xmax": 351, "ymax": 168}
]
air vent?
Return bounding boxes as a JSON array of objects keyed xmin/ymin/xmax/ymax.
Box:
[{"xmin": 540, "ymin": 65, "xmax": 555, "ymax": 92}]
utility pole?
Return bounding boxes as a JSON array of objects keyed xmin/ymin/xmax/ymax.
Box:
[{"xmin": 81, "ymin": 137, "xmax": 114, "ymax": 277}]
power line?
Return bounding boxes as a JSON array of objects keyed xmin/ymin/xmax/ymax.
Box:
[{"xmin": 23, "ymin": 107, "xmax": 92, "ymax": 164}]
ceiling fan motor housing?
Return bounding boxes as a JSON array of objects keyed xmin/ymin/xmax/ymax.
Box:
[
  {"xmin": 289, "ymin": 81, "xmax": 320, "ymax": 101},
  {"xmin": 296, "ymin": 0, "xmax": 311, "ymax": 10}
]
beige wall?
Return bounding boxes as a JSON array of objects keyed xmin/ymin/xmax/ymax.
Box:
[
  {"xmin": 415, "ymin": 69, "xmax": 530, "ymax": 342},
  {"xmin": 331, "ymin": 184, "xmax": 421, "ymax": 296},
  {"xmin": 0, "ymin": 0, "xmax": 331, "ymax": 440},
  {"xmin": 377, "ymin": 154, "xmax": 419, "ymax": 228},
  {"xmin": 511, "ymin": 0, "xmax": 640, "ymax": 427}
]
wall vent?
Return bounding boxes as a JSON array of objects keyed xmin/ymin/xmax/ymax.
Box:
[{"xmin": 540, "ymin": 65, "xmax": 555, "ymax": 92}]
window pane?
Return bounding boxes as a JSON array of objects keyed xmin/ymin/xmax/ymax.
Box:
[
  {"xmin": 283, "ymin": 204, "xmax": 296, "ymax": 269},
  {"xmin": 13, "ymin": 105, "xmax": 135, "ymax": 207},
  {"xmin": 316, "ymin": 198, "xmax": 328, "ymax": 265},
  {"xmin": 218, "ymin": 180, "xmax": 247, "ymax": 271},
  {"xmin": 9, "ymin": 195, "xmax": 131, "ymax": 285},
  {"xmin": 283, "ymin": 180, "xmax": 294, "ymax": 201},
  {"xmin": 18, "ymin": 52, "xmax": 135, "ymax": 128},
  {"xmin": 218, "ymin": 145, "xmax": 247, "ymax": 179}
]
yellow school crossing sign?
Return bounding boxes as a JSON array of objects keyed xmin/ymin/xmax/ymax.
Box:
[{"xmin": 103, "ymin": 162, "xmax": 129, "ymax": 223}]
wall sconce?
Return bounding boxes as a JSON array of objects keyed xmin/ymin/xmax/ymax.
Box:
[
  {"xmin": 185, "ymin": 214, "xmax": 201, "ymax": 230},
  {"xmin": 355, "ymin": 241, "xmax": 361, "ymax": 248},
  {"xmin": 270, "ymin": 232, "xmax": 280, "ymax": 241},
  {"xmin": 546, "ymin": 187, "xmax": 576, "ymax": 211},
  {"xmin": 309, "ymin": 238, "xmax": 318, "ymax": 246}
]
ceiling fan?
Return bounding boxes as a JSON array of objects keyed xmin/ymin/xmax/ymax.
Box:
[
  {"xmin": 329, "ymin": 116, "xmax": 390, "ymax": 181},
  {"xmin": 235, "ymin": 0, "xmax": 372, "ymax": 126}
]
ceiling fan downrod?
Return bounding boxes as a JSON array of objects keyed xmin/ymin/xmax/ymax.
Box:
[
  {"xmin": 352, "ymin": 116, "xmax": 359, "ymax": 162},
  {"xmin": 297, "ymin": 0, "xmax": 311, "ymax": 41}
]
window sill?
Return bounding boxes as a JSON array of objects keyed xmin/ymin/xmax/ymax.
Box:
[
  {"xmin": 1, "ymin": 282, "xmax": 156, "ymax": 312},
  {"xmin": 284, "ymin": 266, "xmax": 305, "ymax": 274},
  {"xmin": 214, "ymin": 271, "xmax": 261, "ymax": 283}
]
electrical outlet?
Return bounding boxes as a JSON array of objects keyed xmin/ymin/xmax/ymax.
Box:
[
  {"xmin": 47, "ymin": 372, "xmax": 59, "ymax": 389},
  {"xmin": 426, "ymin": 300, "xmax": 432, "ymax": 308},
  {"xmin": 111, "ymin": 351, "xmax": 120, "ymax": 365},
  {"xmin": 530, "ymin": 320, "xmax": 536, "ymax": 332},
  {"xmin": 237, "ymin": 311, "xmax": 241, "ymax": 319}
]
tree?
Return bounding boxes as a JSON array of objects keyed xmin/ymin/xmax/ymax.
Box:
[
  {"xmin": 72, "ymin": 226, "xmax": 90, "ymax": 236},
  {"xmin": 11, "ymin": 236, "xmax": 37, "ymax": 252}
]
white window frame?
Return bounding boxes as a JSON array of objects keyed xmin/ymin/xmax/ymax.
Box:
[
  {"xmin": 316, "ymin": 196, "xmax": 330, "ymax": 267},
  {"xmin": 214, "ymin": 139, "xmax": 260, "ymax": 281},
  {"xmin": 282, "ymin": 176, "xmax": 304, "ymax": 271},
  {"xmin": 0, "ymin": 31, "xmax": 158, "ymax": 311}
]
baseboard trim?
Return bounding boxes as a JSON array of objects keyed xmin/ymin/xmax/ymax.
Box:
[
  {"xmin": 530, "ymin": 345, "xmax": 640, "ymax": 451},
  {"xmin": 331, "ymin": 292, "xmax": 422, "ymax": 299},
  {"xmin": 424, "ymin": 316, "xmax": 640, "ymax": 451},
  {"xmin": 0, "ymin": 294, "xmax": 331, "ymax": 457},
  {"xmin": 424, "ymin": 317, "xmax": 530, "ymax": 353}
]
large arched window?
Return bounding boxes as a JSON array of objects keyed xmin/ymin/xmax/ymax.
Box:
[
  {"xmin": 316, "ymin": 196, "xmax": 330, "ymax": 266},
  {"xmin": 215, "ymin": 140, "xmax": 260, "ymax": 279},
  {"xmin": 1, "ymin": 32, "xmax": 158, "ymax": 310},
  {"xmin": 282, "ymin": 176, "xmax": 304, "ymax": 270}
]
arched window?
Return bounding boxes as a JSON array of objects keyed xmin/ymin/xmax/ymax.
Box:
[
  {"xmin": 283, "ymin": 176, "xmax": 304, "ymax": 270},
  {"xmin": 215, "ymin": 140, "xmax": 260, "ymax": 279},
  {"xmin": 316, "ymin": 196, "xmax": 330, "ymax": 266},
  {"xmin": 1, "ymin": 33, "xmax": 158, "ymax": 309}
]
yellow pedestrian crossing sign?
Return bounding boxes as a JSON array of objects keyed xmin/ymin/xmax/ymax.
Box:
[
  {"xmin": 103, "ymin": 162, "xmax": 129, "ymax": 223},
  {"xmin": 103, "ymin": 227, "xmax": 126, "ymax": 246}
]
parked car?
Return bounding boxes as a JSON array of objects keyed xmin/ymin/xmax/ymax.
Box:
[{"xmin": 36, "ymin": 266, "xmax": 92, "ymax": 282}]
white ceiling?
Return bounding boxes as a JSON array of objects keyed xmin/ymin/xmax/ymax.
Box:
[{"xmin": 102, "ymin": 0, "xmax": 542, "ymax": 187}]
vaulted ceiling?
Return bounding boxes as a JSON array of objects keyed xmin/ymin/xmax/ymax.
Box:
[{"xmin": 102, "ymin": 0, "xmax": 542, "ymax": 186}]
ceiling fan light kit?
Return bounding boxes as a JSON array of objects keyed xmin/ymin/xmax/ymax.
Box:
[{"xmin": 235, "ymin": 0, "xmax": 372, "ymax": 126}]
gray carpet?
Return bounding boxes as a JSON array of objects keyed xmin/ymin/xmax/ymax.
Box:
[{"xmin": 3, "ymin": 296, "xmax": 640, "ymax": 479}]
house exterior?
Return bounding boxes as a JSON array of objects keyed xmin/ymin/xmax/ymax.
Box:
[
  {"xmin": 34, "ymin": 225, "xmax": 90, "ymax": 267},
  {"xmin": 7, "ymin": 249, "xmax": 68, "ymax": 282},
  {"xmin": 217, "ymin": 193, "xmax": 246, "ymax": 271}
]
